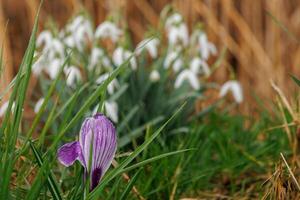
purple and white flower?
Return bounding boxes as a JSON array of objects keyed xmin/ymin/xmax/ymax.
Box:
[{"xmin": 57, "ymin": 114, "xmax": 117, "ymax": 191}]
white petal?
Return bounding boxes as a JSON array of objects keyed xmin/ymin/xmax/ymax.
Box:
[
  {"xmin": 47, "ymin": 59, "xmax": 62, "ymax": 80},
  {"xmin": 219, "ymin": 80, "xmax": 243, "ymax": 103},
  {"xmin": 34, "ymin": 98, "xmax": 45, "ymax": 113},
  {"xmin": 165, "ymin": 13, "xmax": 183, "ymax": 30},
  {"xmin": 174, "ymin": 69, "xmax": 200, "ymax": 90},
  {"xmin": 136, "ymin": 38, "xmax": 159, "ymax": 58},
  {"xmin": 95, "ymin": 21, "xmax": 122, "ymax": 43},
  {"xmin": 37, "ymin": 31, "xmax": 52, "ymax": 48},
  {"xmin": 190, "ymin": 57, "xmax": 210, "ymax": 76},
  {"xmin": 0, "ymin": 101, "xmax": 15, "ymax": 117},
  {"xmin": 172, "ymin": 59, "xmax": 183, "ymax": 73},
  {"xmin": 105, "ymin": 101, "xmax": 118, "ymax": 123},
  {"xmin": 64, "ymin": 66, "xmax": 82, "ymax": 87}
]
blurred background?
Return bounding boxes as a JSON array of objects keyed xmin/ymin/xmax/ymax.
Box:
[{"xmin": 0, "ymin": 0, "xmax": 299, "ymax": 113}]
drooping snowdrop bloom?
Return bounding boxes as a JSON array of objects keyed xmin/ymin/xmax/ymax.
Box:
[
  {"xmin": 149, "ymin": 70, "xmax": 160, "ymax": 82},
  {"xmin": 95, "ymin": 21, "xmax": 122, "ymax": 43},
  {"xmin": 36, "ymin": 31, "xmax": 52, "ymax": 49},
  {"xmin": 172, "ymin": 58, "xmax": 183, "ymax": 73},
  {"xmin": 104, "ymin": 101, "xmax": 118, "ymax": 123},
  {"xmin": 64, "ymin": 66, "xmax": 82, "ymax": 87},
  {"xmin": 0, "ymin": 101, "xmax": 15, "ymax": 117},
  {"xmin": 48, "ymin": 38, "xmax": 65, "ymax": 59},
  {"xmin": 136, "ymin": 38, "xmax": 160, "ymax": 58},
  {"xmin": 165, "ymin": 13, "xmax": 183, "ymax": 30},
  {"xmin": 34, "ymin": 98, "xmax": 44, "ymax": 113},
  {"xmin": 57, "ymin": 114, "xmax": 117, "ymax": 191},
  {"xmin": 46, "ymin": 58, "xmax": 63, "ymax": 80},
  {"xmin": 174, "ymin": 69, "xmax": 200, "ymax": 90},
  {"xmin": 197, "ymin": 32, "xmax": 217, "ymax": 60},
  {"xmin": 167, "ymin": 24, "xmax": 189, "ymax": 47},
  {"xmin": 164, "ymin": 50, "xmax": 178, "ymax": 69},
  {"xmin": 96, "ymin": 73, "xmax": 120, "ymax": 95},
  {"xmin": 219, "ymin": 80, "xmax": 243, "ymax": 104},
  {"xmin": 113, "ymin": 47, "xmax": 137, "ymax": 70},
  {"xmin": 190, "ymin": 57, "xmax": 210, "ymax": 77},
  {"xmin": 65, "ymin": 16, "xmax": 93, "ymax": 51},
  {"xmin": 165, "ymin": 13, "xmax": 188, "ymax": 46},
  {"xmin": 32, "ymin": 53, "xmax": 46, "ymax": 76},
  {"xmin": 89, "ymin": 48, "xmax": 111, "ymax": 71}
]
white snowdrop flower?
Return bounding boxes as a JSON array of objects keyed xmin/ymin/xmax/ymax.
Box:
[
  {"xmin": 198, "ymin": 32, "xmax": 217, "ymax": 60},
  {"xmin": 89, "ymin": 48, "xmax": 105, "ymax": 70},
  {"xmin": 113, "ymin": 47, "xmax": 137, "ymax": 70},
  {"xmin": 164, "ymin": 50, "xmax": 179, "ymax": 69},
  {"xmin": 172, "ymin": 58, "xmax": 183, "ymax": 73},
  {"xmin": 104, "ymin": 101, "xmax": 118, "ymax": 123},
  {"xmin": 64, "ymin": 66, "xmax": 82, "ymax": 87},
  {"xmin": 96, "ymin": 73, "xmax": 119, "ymax": 95},
  {"xmin": 95, "ymin": 21, "xmax": 122, "ymax": 43},
  {"xmin": 165, "ymin": 13, "xmax": 183, "ymax": 30},
  {"xmin": 67, "ymin": 16, "xmax": 85, "ymax": 32},
  {"xmin": 149, "ymin": 70, "xmax": 160, "ymax": 82},
  {"xmin": 48, "ymin": 38, "xmax": 65, "ymax": 59},
  {"xmin": 89, "ymin": 48, "xmax": 112, "ymax": 71},
  {"xmin": 64, "ymin": 35, "xmax": 75, "ymax": 48},
  {"xmin": 136, "ymin": 38, "xmax": 160, "ymax": 58},
  {"xmin": 190, "ymin": 57, "xmax": 210, "ymax": 76},
  {"xmin": 37, "ymin": 30, "xmax": 52, "ymax": 48},
  {"xmin": 47, "ymin": 59, "xmax": 62, "ymax": 80},
  {"xmin": 34, "ymin": 98, "xmax": 44, "ymax": 113},
  {"xmin": 74, "ymin": 20, "xmax": 93, "ymax": 51},
  {"xmin": 0, "ymin": 101, "xmax": 15, "ymax": 117},
  {"xmin": 32, "ymin": 53, "xmax": 46, "ymax": 76},
  {"xmin": 174, "ymin": 69, "xmax": 200, "ymax": 90},
  {"xmin": 219, "ymin": 80, "xmax": 243, "ymax": 104},
  {"xmin": 168, "ymin": 24, "xmax": 189, "ymax": 46}
]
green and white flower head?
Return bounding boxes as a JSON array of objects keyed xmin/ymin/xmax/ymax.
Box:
[{"xmin": 136, "ymin": 38, "xmax": 160, "ymax": 59}]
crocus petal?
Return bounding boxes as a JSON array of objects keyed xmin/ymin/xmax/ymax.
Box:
[{"xmin": 57, "ymin": 141, "xmax": 82, "ymax": 167}]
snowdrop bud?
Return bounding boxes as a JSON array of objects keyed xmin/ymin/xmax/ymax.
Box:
[
  {"xmin": 219, "ymin": 80, "xmax": 243, "ymax": 104},
  {"xmin": 136, "ymin": 38, "xmax": 160, "ymax": 58},
  {"xmin": 190, "ymin": 57, "xmax": 210, "ymax": 76},
  {"xmin": 104, "ymin": 101, "xmax": 118, "ymax": 123},
  {"xmin": 34, "ymin": 98, "xmax": 45, "ymax": 113},
  {"xmin": 0, "ymin": 101, "xmax": 15, "ymax": 117},
  {"xmin": 174, "ymin": 69, "xmax": 200, "ymax": 90},
  {"xmin": 64, "ymin": 66, "xmax": 82, "ymax": 87},
  {"xmin": 149, "ymin": 70, "xmax": 160, "ymax": 82},
  {"xmin": 95, "ymin": 21, "xmax": 122, "ymax": 43}
]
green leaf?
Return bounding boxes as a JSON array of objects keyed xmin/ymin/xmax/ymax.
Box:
[
  {"xmin": 29, "ymin": 141, "xmax": 63, "ymax": 200},
  {"xmin": 119, "ymin": 169, "xmax": 141, "ymax": 200}
]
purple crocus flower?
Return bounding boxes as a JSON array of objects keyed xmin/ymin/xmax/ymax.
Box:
[{"xmin": 57, "ymin": 113, "xmax": 117, "ymax": 190}]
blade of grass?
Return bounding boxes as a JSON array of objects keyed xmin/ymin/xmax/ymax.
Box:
[
  {"xmin": 119, "ymin": 169, "xmax": 141, "ymax": 200},
  {"xmin": 29, "ymin": 141, "xmax": 63, "ymax": 200}
]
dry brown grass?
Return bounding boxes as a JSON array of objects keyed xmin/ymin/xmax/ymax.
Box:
[{"xmin": 0, "ymin": 0, "xmax": 300, "ymax": 112}]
